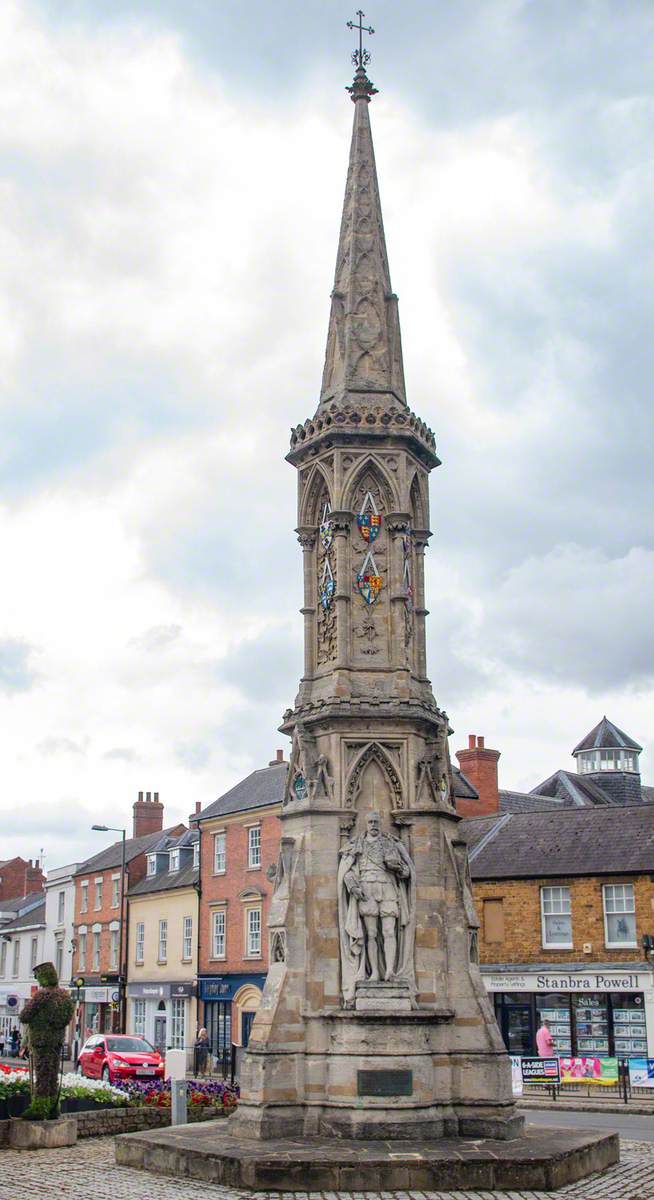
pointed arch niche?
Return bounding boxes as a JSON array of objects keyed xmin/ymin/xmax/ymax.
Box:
[
  {"xmin": 300, "ymin": 464, "xmax": 333, "ymax": 528},
  {"xmin": 409, "ymin": 471, "xmax": 427, "ymax": 530},
  {"xmin": 343, "ymin": 455, "xmax": 397, "ymax": 517},
  {"xmin": 345, "ymin": 742, "xmax": 405, "ymax": 817}
]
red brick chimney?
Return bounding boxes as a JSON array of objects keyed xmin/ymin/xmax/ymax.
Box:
[
  {"xmin": 268, "ymin": 749, "xmax": 286, "ymax": 766},
  {"xmin": 133, "ymin": 790, "xmax": 164, "ymax": 838},
  {"xmin": 455, "ymin": 735, "xmax": 501, "ymax": 817},
  {"xmin": 26, "ymin": 858, "xmax": 45, "ymax": 893}
]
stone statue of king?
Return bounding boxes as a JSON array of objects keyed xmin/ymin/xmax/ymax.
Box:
[{"xmin": 338, "ymin": 812, "xmax": 417, "ymax": 1006}]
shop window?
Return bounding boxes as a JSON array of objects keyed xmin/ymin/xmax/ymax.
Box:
[
  {"xmin": 135, "ymin": 922, "xmax": 144, "ymax": 964},
  {"xmin": 541, "ymin": 886, "xmax": 572, "ymax": 948},
  {"xmin": 603, "ymin": 883, "xmax": 636, "ymax": 947},
  {"xmin": 212, "ymin": 911, "xmax": 226, "ymax": 959},
  {"xmin": 248, "ymin": 826, "xmax": 261, "ymax": 869},
  {"xmin": 170, "ymin": 998, "xmax": 185, "ymax": 1049},
  {"xmin": 133, "ymin": 999, "xmax": 146, "ymax": 1038},
  {"xmin": 611, "ymin": 994, "xmax": 647, "ymax": 1056},
  {"xmin": 214, "ymin": 832, "xmax": 226, "ymax": 874},
  {"xmin": 536, "ymin": 994, "xmax": 572, "ymax": 1055},
  {"xmin": 573, "ymin": 994, "xmax": 609, "ymax": 1055},
  {"xmin": 483, "ymin": 898, "xmax": 504, "ymax": 944}
]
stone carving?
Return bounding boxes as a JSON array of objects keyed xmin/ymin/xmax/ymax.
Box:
[
  {"xmin": 355, "ymin": 612, "xmax": 379, "ymax": 654},
  {"xmin": 415, "ymin": 754, "xmax": 441, "ymax": 807},
  {"xmin": 450, "ymin": 838, "xmax": 481, "ymax": 965},
  {"xmin": 337, "ymin": 812, "xmax": 416, "ymax": 1006},
  {"xmin": 270, "ymin": 930, "xmax": 286, "ymax": 963},
  {"xmin": 313, "ymin": 753, "xmax": 334, "ymax": 803},
  {"xmin": 284, "ymin": 725, "xmax": 334, "ymax": 807},
  {"xmin": 345, "ymin": 742, "xmax": 404, "ymax": 808}
]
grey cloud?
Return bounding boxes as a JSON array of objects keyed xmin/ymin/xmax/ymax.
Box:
[
  {"xmin": 103, "ymin": 746, "xmax": 140, "ymax": 762},
  {"xmin": 37, "ymin": 736, "xmax": 87, "ymax": 757},
  {"xmin": 0, "ymin": 639, "xmax": 38, "ymax": 694},
  {"xmin": 218, "ymin": 626, "xmax": 302, "ymax": 706},
  {"xmin": 130, "ymin": 624, "xmax": 182, "ymax": 651},
  {"xmin": 175, "ymin": 740, "xmax": 213, "ymax": 772}
]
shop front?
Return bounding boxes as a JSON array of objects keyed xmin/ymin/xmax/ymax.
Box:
[
  {"xmin": 199, "ymin": 972, "xmax": 267, "ymax": 1061},
  {"xmin": 77, "ymin": 985, "xmax": 115, "ymax": 1039},
  {"xmin": 126, "ymin": 981, "xmax": 197, "ymax": 1063},
  {"xmin": 484, "ymin": 967, "xmax": 654, "ymax": 1057}
]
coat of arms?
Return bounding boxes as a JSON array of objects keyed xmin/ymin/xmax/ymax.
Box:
[
  {"xmin": 356, "ymin": 550, "xmax": 382, "ymax": 605},
  {"xmin": 356, "ymin": 491, "xmax": 381, "ymax": 543}
]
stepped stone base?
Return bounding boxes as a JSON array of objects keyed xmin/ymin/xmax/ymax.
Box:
[
  {"xmin": 114, "ymin": 1120, "xmax": 619, "ymax": 1191},
  {"xmin": 9, "ymin": 1116, "xmax": 77, "ymax": 1149}
]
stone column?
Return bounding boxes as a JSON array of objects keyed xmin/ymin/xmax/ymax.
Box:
[
  {"xmin": 412, "ymin": 528, "xmax": 431, "ymax": 681},
  {"xmin": 330, "ymin": 511, "xmax": 352, "ymax": 677},
  {"xmin": 296, "ymin": 528, "xmax": 316, "ymax": 679},
  {"xmin": 386, "ymin": 513, "xmax": 411, "ymax": 677}
]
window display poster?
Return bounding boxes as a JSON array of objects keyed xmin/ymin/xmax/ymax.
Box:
[
  {"xmin": 559, "ymin": 1057, "xmax": 618, "ymax": 1085},
  {"xmin": 510, "ymin": 1055, "xmax": 523, "ymax": 1096},
  {"xmin": 628, "ymin": 1059, "xmax": 654, "ymax": 1089}
]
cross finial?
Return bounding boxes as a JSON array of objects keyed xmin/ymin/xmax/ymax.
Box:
[
  {"xmin": 347, "ymin": 9, "xmax": 374, "ymax": 71},
  {"xmin": 346, "ymin": 10, "xmax": 378, "ymax": 102}
]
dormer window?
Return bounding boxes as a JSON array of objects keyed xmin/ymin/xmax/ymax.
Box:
[
  {"xmin": 147, "ymin": 855, "xmax": 157, "ymax": 876},
  {"xmin": 169, "ymin": 848, "xmax": 180, "ymax": 872}
]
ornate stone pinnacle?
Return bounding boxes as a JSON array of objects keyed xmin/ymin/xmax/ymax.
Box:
[{"xmin": 346, "ymin": 65, "xmax": 379, "ymax": 103}]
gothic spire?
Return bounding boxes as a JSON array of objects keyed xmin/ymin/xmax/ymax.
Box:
[{"xmin": 319, "ymin": 63, "xmax": 407, "ymax": 410}]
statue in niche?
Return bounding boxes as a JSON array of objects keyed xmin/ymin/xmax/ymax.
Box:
[{"xmin": 337, "ymin": 811, "xmax": 416, "ymax": 1006}]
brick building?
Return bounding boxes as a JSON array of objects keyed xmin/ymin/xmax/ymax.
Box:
[
  {"xmin": 72, "ymin": 793, "xmax": 183, "ymax": 1036},
  {"xmin": 0, "ymin": 857, "xmax": 45, "ymax": 901},
  {"xmin": 196, "ymin": 753, "xmax": 286, "ymax": 1058},
  {"xmin": 461, "ymin": 804, "xmax": 654, "ymax": 1059}
]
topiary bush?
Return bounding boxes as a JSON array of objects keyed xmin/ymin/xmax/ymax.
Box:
[{"xmin": 19, "ymin": 961, "xmax": 75, "ymax": 1120}]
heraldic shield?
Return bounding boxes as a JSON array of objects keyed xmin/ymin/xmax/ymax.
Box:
[
  {"xmin": 356, "ymin": 549, "xmax": 382, "ymax": 605},
  {"xmin": 356, "ymin": 512, "xmax": 381, "ymax": 543}
]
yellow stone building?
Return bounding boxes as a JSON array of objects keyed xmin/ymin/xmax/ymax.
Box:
[{"xmin": 126, "ymin": 829, "xmax": 199, "ymax": 1067}]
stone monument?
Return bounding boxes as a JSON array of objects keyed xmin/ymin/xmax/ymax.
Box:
[
  {"xmin": 230, "ymin": 34, "xmax": 520, "ymax": 1144},
  {"xmin": 116, "ymin": 19, "xmax": 619, "ymax": 1189}
]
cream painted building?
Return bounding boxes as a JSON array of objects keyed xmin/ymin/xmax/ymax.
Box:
[{"xmin": 126, "ymin": 829, "xmax": 199, "ymax": 1067}]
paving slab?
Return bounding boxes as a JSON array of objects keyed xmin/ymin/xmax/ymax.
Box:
[{"xmin": 114, "ymin": 1122, "xmax": 618, "ymax": 1192}]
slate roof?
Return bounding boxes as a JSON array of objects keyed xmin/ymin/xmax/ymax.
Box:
[
  {"xmin": 461, "ymin": 804, "xmax": 654, "ymax": 879},
  {"xmin": 76, "ymin": 826, "xmax": 184, "ymax": 875},
  {"xmin": 572, "ymin": 716, "xmax": 642, "ymax": 755},
  {"xmin": 499, "ymin": 789, "xmax": 573, "ymax": 814},
  {"xmin": 530, "ymin": 769, "xmax": 616, "ymax": 807},
  {"xmin": 0, "ymin": 891, "xmax": 45, "ymax": 917},
  {"xmin": 198, "ymin": 762, "xmax": 288, "ymax": 821},
  {"xmin": 453, "ymin": 768, "xmax": 478, "ymax": 800},
  {"xmin": 1, "ymin": 901, "xmax": 46, "ymax": 932},
  {"xmin": 129, "ymin": 863, "xmax": 198, "ymax": 896}
]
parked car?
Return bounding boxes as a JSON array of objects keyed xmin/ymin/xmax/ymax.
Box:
[{"xmin": 76, "ymin": 1034, "xmax": 164, "ymax": 1084}]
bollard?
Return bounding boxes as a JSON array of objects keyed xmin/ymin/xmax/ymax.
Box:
[{"xmin": 171, "ymin": 1078, "xmax": 188, "ymax": 1125}]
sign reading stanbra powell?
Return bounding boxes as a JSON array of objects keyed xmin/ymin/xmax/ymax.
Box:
[{"xmin": 484, "ymin": 971, "xmax": 649, "ymax": 993}]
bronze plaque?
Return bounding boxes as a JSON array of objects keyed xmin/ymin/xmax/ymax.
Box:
[{"xmin": 357, "ymin": 1069, "xmax": 413, "ymax": 1097}]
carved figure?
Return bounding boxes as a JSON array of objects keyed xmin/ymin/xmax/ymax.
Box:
[{"xmin": 337, "ymin": 812, "xmax": 416, "ymax": 1005}]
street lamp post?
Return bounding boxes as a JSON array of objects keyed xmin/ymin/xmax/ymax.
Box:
[{"xmin": 91, "ymin": 824, "xmax": 126, "ymax": 1033}]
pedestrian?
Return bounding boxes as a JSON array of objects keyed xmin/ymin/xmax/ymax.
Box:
[
  {"xmin": 0, "ymin": 1033, "xmax": 5, "ymax": 1057},
  {"xmin": 194, "ymin": 1027, "xmax": 210, "ymax": 1076},
  {"xmin": 10, "ymin": 1027, "xmax": 19, "ymax": 1058},
  {"xmin": 536, "ymin": 1018, "xmax": 554, "ymax": 1057}
]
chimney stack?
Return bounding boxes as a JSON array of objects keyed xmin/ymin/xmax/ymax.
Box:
[
  {"xmin": 133, "ymin": 790, "xmax": 165, "ymax": 838},
  {"xmin": 455, "ymin": 734, "xmax": 501, "ymax": 817},
  {"xmin": 269, "ymin": 749, "xmax": 286, "ymax": 766}
]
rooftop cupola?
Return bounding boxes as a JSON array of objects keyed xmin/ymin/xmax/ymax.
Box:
[{"xmin": 572, "ymin": 717, "xmax": 642, "ymax": 805}]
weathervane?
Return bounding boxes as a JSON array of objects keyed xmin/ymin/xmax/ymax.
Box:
[
  {"xmin": 347, "ymin": 9, "xmax": 374, "ymax": 70},
  {"xmin": 346, "ymin": 10, "xmax": 378, "ymax": 101}
]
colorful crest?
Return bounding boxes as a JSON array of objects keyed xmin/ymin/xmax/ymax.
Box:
[
  {"xmin": 356, "ymin": 549, "xmax": 382, "ymax": 605},
  {"xmin": 356, "ymin": 512, "xmax": 382, "ymax": 543},
  {"xmin": 293, "ymin": 773, "xmax": 307, "ymax": 801},
  {"xmin": 320, "ymin": 558, "xmax": 335, "ymax": 610}
]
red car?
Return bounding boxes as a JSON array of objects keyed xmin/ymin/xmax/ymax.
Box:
[{"xmin": 76, "ymin": 1034, "xmax": 164, "ymax": 1084}]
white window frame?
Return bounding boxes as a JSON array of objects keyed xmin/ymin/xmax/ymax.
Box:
[
  {"xmin": 540, "ymin": 885, "xmax": 573, "ymax": 949},
  {"xmin": 78, "ymin": 932, "xmax": 87, "ymax": 971},
  {"xmin": 169, "ymin": 848, "xmax": 180, "ymax": 872},
  {"xmin": 92, "ymin": 931, "xmax": 101, "ymax": 971},
  {"xmin": 248, "ymin": 825, "xmax": 261, "ymax": 869},
  {"xmin": 111, "ymin": 876, "xmax": 120, "ymax": 908},
  {"xmin": 158, "ymin": 918, "xmax": 168, "ymax": 963},
  {"xmin": 135, "ymin": 921, "xmax": 145, "ymax": 964},
  {"xmin": 603, "ymin": 883, "xmax": 637, "ymax": 948},
  {"xmin": 170, "ymin": 997, "xmax": 185, "ymax": 1049},
  {"xmin": 12, "ymin": 940, "xmax": 20, "ymax": 978},
  {"xmin": 94, "ymin": 878, "xmax": 103, "ymax": 910},
  {"xmin": 80, "ymin": 881, "xmax": 88, "ymax": 913},
  {"xmin": 0, "ymin": 940, "xmax": 6, "ymax": 978},
  {"xmin": 109, "ymin": 928, "xmax": 119, "ymax": 970},
  {"xmin": 193, "ymin": 841, "xmax": 200, "ymax": 868},
  {"xmin": 132, "ymin": 998, "xmax": 146, "ymax": 1038},
  {"xmin": 57, "ymin": 891, "xmax": 66, "ymax": 924},
  {"xmin": 30, "ymin": 937, "xmax": 38, "ymax": 970},
  {"xmin": 214, "ymin": 832, "xmax": 226, "ymax": 874},
  {"xmin": 55, "ymin": 938, "xmax": 63, "ymax": 980},
  {"xmin": 182, "ymin": 916, "xmax": 193, "ymax": 961},
  {"xmin": 147, "ymin": 855, "xmax": 157, "ymax": 876},
  {"xmin": 212, "ymin": 910, "xmax": 226, "ymax": 959},
  {"xmin": 246, "ymin": 907, "xmax": 262, "ymax": 957}
]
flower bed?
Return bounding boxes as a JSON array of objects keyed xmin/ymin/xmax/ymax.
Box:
[
  {"xmin": 0, "ymin": 1068, "xmax": 126, "ymax": 1118},
  {"xmin": 115, "ymin": 1077, "xmax": 238, "ymax": 1115}
]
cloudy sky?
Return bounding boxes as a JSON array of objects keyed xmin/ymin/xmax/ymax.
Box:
[{"xmin": 1, "ymin": 0, "xmax": 653, "ymax": 869}]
